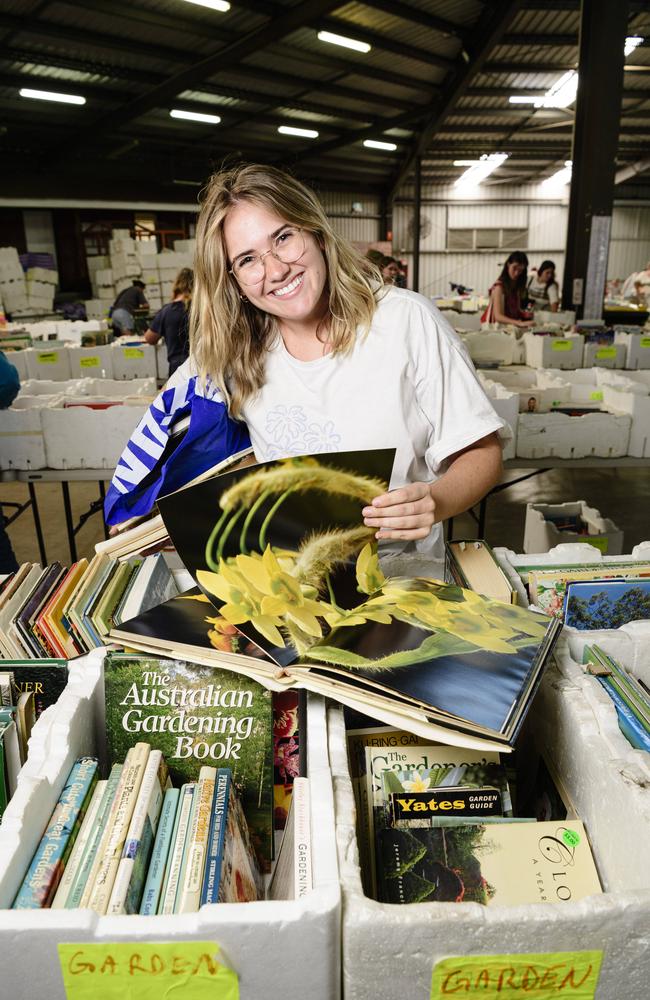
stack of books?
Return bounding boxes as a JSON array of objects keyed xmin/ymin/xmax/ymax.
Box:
[{"xmin": 583, "ymin": 644, "xmax": 650, "ymax": 751}]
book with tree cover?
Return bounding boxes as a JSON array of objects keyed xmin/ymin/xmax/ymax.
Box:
[
  {"xmin": 112, "ymin": 449, "xmax": 560, "ymax": 754},
  {"xmin": 103, "ymin": 652, "xmax": 274, "ymax": 872},
  {"xmin": 527, "ymin": 563, "xmax": 650, "ymax": 618},
  {"xmin": 564, "ymin": 578, "xmax": 650, "ymax": 630}
]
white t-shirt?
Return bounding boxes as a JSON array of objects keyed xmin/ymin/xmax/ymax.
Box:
[
  {"xmin": 527, "ymin": 275, "xmax": 559, "ymax": 308},
  {"xmin": 240, "ymin": 287, "xmax": 506, "ymax": 560}
]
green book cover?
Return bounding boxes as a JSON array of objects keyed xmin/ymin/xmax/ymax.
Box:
[
  {"xmin": 2, "ymin": 659, "xmax": 68, "ymax": 718},
  {"xmin": 103, "ymin": 653, "xmax": 274, "ymax": 872}
]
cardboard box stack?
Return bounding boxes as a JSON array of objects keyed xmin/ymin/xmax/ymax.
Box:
[
  {"xmin": 25, "ymin": 266, "xmax": 58, "ymax": 315},
  {"xmin": 86, "ymin": 234, "xmax": 194, "ymax": 317},
  {"xmin": 0, "ymin": 247, "xmax": 28, "ymax": 317}
]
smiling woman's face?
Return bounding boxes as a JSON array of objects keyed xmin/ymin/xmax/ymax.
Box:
[{"xmin": 223, "ymin": 200, "xmax": 329, "ymax": 330}]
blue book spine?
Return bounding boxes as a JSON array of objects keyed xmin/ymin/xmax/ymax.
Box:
[
  {"xmin": 200, "ymin": 769, "xmax": 231, "ymax": 906},
  {"xmin": 66, "ymin": 763, "xmax": 122, "ymax": 908},
  {"xmin": 139, "ymin": 787, "xmax": 180, "ymax": 915},
  {"xmin": 599, "ymin": 678, "xmax": 650, "ymax": 751},
  {"xmin": 13, "ymin": 756, "xmax": 98, "ymax": 909}
]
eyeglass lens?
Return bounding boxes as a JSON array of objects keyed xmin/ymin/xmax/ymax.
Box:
[{"xmin": 233, "ymin": 228, "xmax": 305, "ymax": 283}]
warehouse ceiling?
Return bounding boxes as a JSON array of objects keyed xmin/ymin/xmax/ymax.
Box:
[{"xmin": 1, "ymin": 0, "xmax": 649, "ymax": 203}]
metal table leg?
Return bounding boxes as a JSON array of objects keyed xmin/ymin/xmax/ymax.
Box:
[
  {"xmin": 27, "ymin": 481, "xmax": 48, "ymax": 565},
  {"xmin": 61, "ymin": 481, "xmax": 77, "ymax": 562}
]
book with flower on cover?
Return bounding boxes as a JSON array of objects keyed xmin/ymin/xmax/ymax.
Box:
[{"xmin": 110, "ymin": 449, "xmax": 561, "ymax": 753}]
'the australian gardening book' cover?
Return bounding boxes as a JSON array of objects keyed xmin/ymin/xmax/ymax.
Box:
[
  {"xmin": 103, "ymin": 651, "xmax": 274, "ymax": 871},
  {"xmin": 147, "ymin": 449, "xmax": 561, "ymax": 749}
]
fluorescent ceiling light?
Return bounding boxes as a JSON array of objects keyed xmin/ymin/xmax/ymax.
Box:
[
  {"xmin": 510, "ymin": 70, "xmax": 578, "ymax": 109},
  {"xmin": 363, "ymin": 139, "xmax": 397, "ymax": 151},
  {"xmin": 454, "ymin": 152, "xmax": 508, "ymax": 189},
  {"xmin": 453, "ymin": 159, "xmax": 479, "ymax": 166},
  {"xmin": 183, "ymin": 0, "xmax": 231, "ymax": 11},
  {"xmin": 278, "ymin": 125, "xmax": 319, "ymax": 138},
  {"xmin": 173, "ymin": 178, "xmax": 203, "ymax": 186},
  {"xmin": 541, "ymin": 160, "xmax": 573, "ymax": 189},
  {"xmin": 170, "ymin": 109, "xmax": 221, "ymax": 124},
  {"xmin": 19, "ymin": 87, "xmax": 85, "ymax": 105},
  {"xmin": 317, "ymin": 30, "xmax": 371, "ymax": 53},
  {"xmin": 625, "ymin": 36, "xmax": 644, "ymax": 56}
]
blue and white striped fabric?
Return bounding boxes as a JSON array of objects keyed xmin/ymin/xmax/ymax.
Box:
[{"xmin": 104, "ymin": 365, "xmax": 251, "ymax": 526}]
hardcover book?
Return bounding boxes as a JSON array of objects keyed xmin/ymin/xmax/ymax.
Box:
[
  {"xmin": 527, "ymin": 563, "xmax": 650, "ymax": 618},
  {"xmin": 564, "ymin": 578, "xmax": 650, "ymax": 630},
  {"xmin": 111, "ymin": 449, "xmax": 561, "ymax": 754}
]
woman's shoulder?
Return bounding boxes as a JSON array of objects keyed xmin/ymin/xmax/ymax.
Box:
[{"xmin": 374, "ymin": 285, "xmax": 445, "ymax": 324}]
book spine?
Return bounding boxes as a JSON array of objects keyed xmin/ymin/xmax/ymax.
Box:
[
  {"xmin": 159, "ymin": 783, "xmax": 195, "ymax": 915},
  {"xmin": 176, "ymin": 765, "xmax": 217, "ymax": 914},
  {"xmin": 85, "ymin": 742, "xmax": 150, "ymax": 914},
  {"xmin": 106, "ymin": 750, "xmax": 168, "ymax": 915},
  {"xmin": 200, "ymin": 769, "xmax": 231, "ymax": 906},
  {"xmin": 139, "ymin": 787, "xmax": 180, "ymax": 915},
  {"xmin": 71, "ymin": 763, "xmax": 123, "ymax": 909},
  {"xmin": 600, "ymin": 677, "xmax": 650, "ymax": 751},
  {"xmin": 292, "ymin": 778, "xmax": 312, "ymax": 898},
  {"xmin": 51, "ymin": 779, "xmax": 106, "ymax": 909},
  {"xmin": 12, "ymin": 757, "xmax": 98, "ymax": 909}
]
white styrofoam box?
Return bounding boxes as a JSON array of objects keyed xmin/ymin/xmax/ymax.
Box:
[
  {"xmin": 140, "ymin": 268, "xmax": 159, "ymax": 285},
  {"xmin": 0, "ymin": 406, "xmax": 47, "ymax": 469},
  {"xmin": 41, "ymin": 399, "xmax": 148, "ymax": 468},
  {"xmin": 440, "ymin": 309, "xmax": 481, "ymax": 332},
  {"xmin": 86, "ymin": 255, "xmax": 109, "ymax": 273},
  {"xmin": 328, "ymin": 662, "xmax": 650, "ymax": 1000},
  {"xmin": 114, "ymin": 277, "xmax": 132, "ymax": 296},
  {"xmin": 461, "ymin": 330, "xmax": 517, "ymax": 365},
  {"xmin": 173, "ymin": 238, "xmax": 196, "ymax": 254},
  {"xmin": 84, "ymin": 299, "xmax": 109, "ymax": 320},
  {"xmin": 145, "ymin": 282, "xmax": 162, "ymax": 297},
  {"xmin": 97, "ymin": 287, "xmax": 115, "ymax": 300},
  {"xmin": 19, "ymin": 378, "xmax": 81, "ymax": 396},
  {"xmin": 523, "ymin": 332, "xmax": 583, "ymax": 369},
  {"xmin": 69, "ymin": 377, "xmax": 156, "ymax": 398},
  {"xmin": 155, "ymin": 339, "xmax": 168, "ymax": 381},
  {"xmin": 94, "ymin": 268, "xmax": 113, "ymax": 286},
  {"xmin": 482, "ymin": 366, "xmax": 537, "ymax": 388},
  {"xmin": 516, "ymin": 411, "xmax": 631, "ymax": 458},
  {"xmin": 148, "ymin": 296, "xmax": 163, "ymax": 311},
  {"xmin": 523, "ymin": 500, "xmax": 623, "ymax": 555},
  {"xmin": 161, "ymin": 280, "xmax": 174, "ymax": 298},
  {"xmin": 582, "ymin": 341, "xmax": 626, "ymax": 369},
  {"xmin": 5, "ymin": 349, "xmax": 27, "ymax": 380},
  {"xmin": 26, "ymin": 268, "xmax": 58, "ymax": 286},
  {"xmin": 614, "ymin": 330, "xmax": 650, "ymax": 370},
  {"xmin": 67, "ymin": 345, "xmax": 114, "ymax": 379},
  {"xmin": 536, "ymin": 308, "xmax": 576, "ymax": 327},
  {"xmin": 157, "ymin": 251, "xmax": 192, "ymax": 268},
  {"xmin": 602, "ymin": 385, "xmax": 650, "ymax": 456},
  {"xmin": 0, "ymin": 649, "xmax": 341, "ymax": 1000},
  {"xmin": 111, "ymin": 341, "xmax": 157, "ymax": 380},
  {"xmin": 478, "ymin": 378, "xmax": 517, "ymax": 459},
  {"xmin": 158, "ymin": 267, "xmax": 179, "ymax": 282},
  {"xmin": 25, "ymin": 346, "xmax": 72, "ymax": 381}
]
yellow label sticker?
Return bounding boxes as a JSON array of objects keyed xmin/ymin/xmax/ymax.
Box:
[
  {"xmin": 123, "ymin": 347, "xmax": 145, "ymax": 359},
  {"xmin": 589, "ymin": 391, "xmax": 604, "ymax": 401},
  {"xmin": 577, "ymin": 536, "xmax": 609, "ymax": 554},
  {"xmin": 430, "ymin": 951, "xmax": 602, "ymax": 999},
  {"xmin": 595, "ymin": 347, "xmax": 616, "ymax": 359},
  {"xmin": 640, "ymin": 336, "xmax": 650, "ymax": 348},
  {"xmin": 37, "ymin": 352, "xmax": 59, "ymax": 364},
  {"xmin": 58, "ymin": 942, "xmax": 239, "ymax": 1000},
  {"xmin": 551, "ymin": 340, "xmax": 573, "ymax": 351},
  {"xmin": 79, "ymin": 356, "xmax": 100, "ymax": 368}
]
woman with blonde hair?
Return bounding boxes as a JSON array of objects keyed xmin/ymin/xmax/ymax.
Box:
[
  {"xmin": 107, "ymin": 164, "xmax": 505, "ymax": 560},
  {"xmin": 144, "ymin": 267, "xmax": 193, "ymax": 376}
]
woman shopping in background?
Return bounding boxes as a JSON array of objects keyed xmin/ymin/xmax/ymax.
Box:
[
  {"xmin": 527, "ymin": 260, "xmax": 559, "ymax": 313},
  {"xmin": 144, "ymin": 267, "xmax": 193, "ymax": 377},
  {"xmin": 105, "ymin": 164, "xmax": 505, "ymax": 564},
  {"xmin": 481, "ymin": 251, "xmax": 534, "ymax": 328}
]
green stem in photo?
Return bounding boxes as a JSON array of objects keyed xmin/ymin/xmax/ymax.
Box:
[
  {"xmin": 258, "ymin": 487, "xmax": 297, "ymax": 550},
  {"xmin": 205, "ymin": 505, "xmax": 231, "ymax": 570},
  {"xmin": 325, "ymin": 571, "xmax": 343, "ymax": 613},
  {"xmin": 239, "ymin": 488, "xmax": 272, "ymax": 554},
  {"xmin": 217, "ymin": 506, "xmax": 246, "ymax": 561}
]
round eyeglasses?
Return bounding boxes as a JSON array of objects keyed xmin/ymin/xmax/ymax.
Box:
[{"xmin": 229, "ymin": 227, "xmax": 306, "ymax": 285}]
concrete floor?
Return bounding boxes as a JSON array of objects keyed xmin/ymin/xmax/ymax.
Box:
[{"xmin": 2, "ymin": 466, "xmax": 649, "ymax": 568}]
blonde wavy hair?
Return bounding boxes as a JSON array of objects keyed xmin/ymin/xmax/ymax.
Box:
[
  {"xmin": 172, "ymin": 267, "xmax": 194, "ymax": 302},
  {"xmin": 191, "ymin": 163, "xmax": 381, "ymax": 418}
]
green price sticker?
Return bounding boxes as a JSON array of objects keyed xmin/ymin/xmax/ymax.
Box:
[
  {"xmin": 640, "ymin": 337, "xmax": 650, "ymax": 348},
  {"xmin": 123, "ymin": 347, "xmax": 144, "ymax": 359},
  {"xmin": 58, "ymin": 942, "xmax": 239, "ymax": 1000},
  {"xmin": 589, "ymin": 391, "xmax": 604, "ymax": 401},
  {"xmin": 595, "ymin": 347, "xmax": 616, "ymax": 359},
  {"xmin": 562, "ymin": 828, "xmax": 581, "ymax": 848},
  {"xmin": 551, "ymin": 340, "xmax": 573, "ymax": 351},
  {"xmin": 79, "ymin": 356, "xmax": 100, "ymax": 368},
  {"xmin": 577, "ymin": 537, "xmax": 609, "ymax": 553},
  {"xmin": 37, "ymin": 352, "xmax": 59, "ymax": 364},
  {"xmin": 430, "ymin": 952, "xmax": 603, "ymax": 999}
]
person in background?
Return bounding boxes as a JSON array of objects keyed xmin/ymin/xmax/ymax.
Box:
[
  {"xmin": 110, "ymin": 279, "xmax": 148, "ymax": 334},
  {"xmin": 144, "ymin": 268, "xmax": 193, "ymax": 376},
  {"xmin": 380, "ymin": 255, "xmax": 403, "ymax": 286},
  {"xmin": 481, "ymin": 251, "xmax": 534, "ymax": 328},
  {"xmin": 0, "ymin": 351, "xmax": 20, "ymax": 572},
  {"xmin": 622, "ymin": 260, "xmax": 650, "ymax": 305},
  {"xmin": 527, "ymin": 260, "xmax": 560, "ymax": 313}
]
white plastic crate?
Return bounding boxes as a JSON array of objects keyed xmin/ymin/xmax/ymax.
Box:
[
  {"xmin": 461, "ymin": 330, "xmax": 517, "ymax": 365},
  {"xmin": 582, "ymin": 342, "xmax": 627, "ymax": 369},
  {"xmin": 0, "ymin": 650, "xmax": 341, "ymax": 1000},
  {"xmin": 0, "ymin": 403, "xmax": 47, "ymax": 469},
  {"xmin": 25, "ymin": 347, "xmax": 72, "ymax": 381},
  {"xmin": 327, "ymin": 635, "xmax": 650, "ymax": 1000},
  {"xmin": 67, "ymin": 345, "xmax": 114, "ymax": 379},
  {"xmin": 614, "ymin": 330, "xmax": 650, "ymax": 370},
  {"xmin": 524, "ymin": 333, "xmax": 583, "ymax": 370},
  {"xmin": 111, "ymin": 341, "xmax": 157, "ymax": 380},
  {"xmin": 41, "ymin": 400, "xmax": 148, "ymax": 469}
]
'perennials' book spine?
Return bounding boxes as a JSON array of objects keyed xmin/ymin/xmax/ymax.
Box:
[
  {"xmin": 200, "ymin": 768, "xmax": 231, "ymax": 906},
  {"xmin": 51, "ymin": 779, "xmax": 106, "ymax": 909},
  {"xmin": 176, "ymin": 765, "xmax": 217, "ymax": 914},
  {"xmin": 139, "ymin": 786, "xmax": 180, "ymax": 915},
  {"xmin": 72, "ymin": 763, "xmax": 123, "ymax": 909},
  {"xmin": 12, "ymin": 756, "xmax": 98, "ymax": 909},
  {"xmin": 159, "ymin": 782, "xmax": 195, "ymax": 914}
]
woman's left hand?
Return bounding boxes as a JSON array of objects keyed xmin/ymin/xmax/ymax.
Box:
[{"xmin": 362, "ymin": 482, "xmax": 436, "ymax": 541}]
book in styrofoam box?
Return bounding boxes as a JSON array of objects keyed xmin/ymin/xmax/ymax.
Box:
[
  {"xmin": 0, "ymin": 648, "xmax": 341, "ymax": 1000},
  {"xmin": 614, "ymin": 329, "xmax": 650, "ymax": 370},
  {"xmin": 524, "ymin": 332, "xmax": 583, "ymax": 369},
  {"xmin": 111, "ymin": 340, "xmax": 157, "ymax": 380},
  {"xmin": 523, "ymin": 501, "xmax": 623, "ymax": 555},
  {"xmin": 535, "ymin": 308, "xmax": 576, "ymax": 328},
  {"xmin": 0, "ymin": 398, "xmax": 49, "ymax": 469},
  {"xmin": 461, "ymin": 330, "xmax": 517, "ymax": 365},
  {"xmin": 41, "ymin": 397, "xmax": 148, "ymax": 469},
  {"xmin": 476, "ymin": 377, "xmax": 517, "ymax": 459},
  {"xmin": 26, "ymin": 267, "xmax": 58, "ymax": 286},
  {"xmin": 327, "ymin": 641, "xmax": 650, "ymax": 1000},
  {"xmin": 582, "ymin": 341, "xmax": 626, "ymax": 369},
  {"xmin": 67, "ymin": 345, "xmax": 114, "ymax": 379},
  {"xmin": 602, "ymin": 384, "xmax": 650, "ymax": 457},
  {"xmin": 516, "ymin": 410, "xmax": 631, "ymax": 459},
  {"xmin": 24, "ymin": 345, "xmax": 72, "ymax": 381}
]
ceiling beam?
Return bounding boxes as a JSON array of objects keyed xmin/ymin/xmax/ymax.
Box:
[{"xmin": 360, "ymin": 0, "xmax": 468, "ymax": 40}]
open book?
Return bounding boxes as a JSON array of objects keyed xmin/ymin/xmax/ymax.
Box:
[{"xmin": 109, "ymin": 449, "xmax": 560, "ymax": 753}]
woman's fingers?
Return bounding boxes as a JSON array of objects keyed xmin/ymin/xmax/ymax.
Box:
[{"xmin": 362, "ymin": 482, "xmax": 437, "ymax": 539}]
